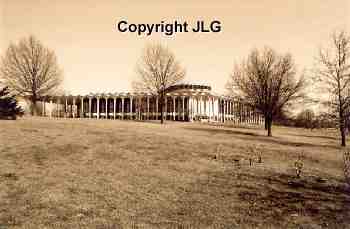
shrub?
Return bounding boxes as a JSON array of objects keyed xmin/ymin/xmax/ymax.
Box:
[
  {"xmin": 0, "ymin": 86, "xmax": 23, "ymax": 119},
  {"xmin": 248, "ymin": 145, "xmax": 263, "ymax": 166},
  {"xmin": 343, "ymin": 150, "xmax": 350, "ymax": 185},
  {"xmin": 294, "ymin": 152, "xmax": 304, "ymax": 178},
  {"xmin": 213, "ymin": 144, "xmax": 224, "ymax": 160}
]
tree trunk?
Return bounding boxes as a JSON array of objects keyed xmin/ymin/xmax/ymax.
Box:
[
  {"xmin": 339, "ymin": 108, "xmax": 346, "ymax": 146},
  {"xmin": 341, "ymin": 127, "xmax": 346, "ymax": 147},
  {"xmin": 267, "ymin": 116, "xmax": 272, "ymax": 137},
  {"xmin": 30, "ymin": 96, "xmax": 38, "ymax": 116},
  {"xmin": 340, "ymin": 118, "xmax": 346, "ymax": 147}
]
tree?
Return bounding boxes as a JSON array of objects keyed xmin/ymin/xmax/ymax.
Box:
[
  {"xmin": 0, "ymin": 35, "xmax": 63, "ymax": 115},
  {"xmin": 133, "ymin": 43, "xmax": 186, "ymax": 124},
  {"xmin": 0, "ymin": 86, "xmax": 23, "ymax": 119},
  {"xmin": 227, "ymin": 47, "xmax": 304, "ymax": 136},
  {"xmin": 314, "ymin": 30, "xmax": 350, "ymax": 147}
]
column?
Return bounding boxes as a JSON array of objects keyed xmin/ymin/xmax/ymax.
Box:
[
  {"xmin": 156, "ymin": 97, "xmax": 159, "ymax": 120},
  {"xmin": 233, "ymin": 101, "xmax": 235, "ymax": 123},
  {"xmin": 105, "ymin": 98, "xmax": 108, "ymax": 119},
  {"xmin": 72, "ymin": 98, "xmax": 76, "ymax": 118},
  {"xmin": 208, "ymin": 97, "xmax": 211, "ymax": 120},
  {"xmin": 199, "ymin": 96, "xmax": 202, "ymax": 116},
  {"xmin": 182, "ymin": 96, "xmax": 185, "ymax": 121},
  {"xmin": 212, "ymin": 98, "xmax": 215, "ymax": 121},
  {"xmin": 121, "ymin": 98, "xmax": 124, "ymax": 120},
  {"xmin": 130, "ymin": 97, "xmax": 133, "ymax": 119},
  {"xmin": 187, "ymin": 97, "xmax": 192, "ymax": 121},
  {"xmin": 202, "ymin": 96, "xmax": 207, "ymax": 117},
  {"xmin": 88, "ymin": 98, "xmax": 92, "ymax": 118},
  {"xmin": 42, "ymin": 99, "xmax": 45, "ymax": 117},
  {"xmin": 50, "ymin": 100, "xmax": 53, "ymax": 118},
  {"xmin": 173, "ymin": 97, "xmax": 176, "ymax": 121},
  {"xmin": 81, "ymin": 97, "xmax": 84, "ymax": 118},
  {"xmin": 228, "ymin": 101, "xmax": 231, "ymax": 121},
  {"xmin": 217, "ymin": 99, "xmax": 220, "ymax": 122},
  {"xmin": 164, "ymin": 97, "xmax": 167, "ymax": 120},
  {"xmin": 224, "ymin": 100, "xmax": 227, "ymax": 122},
  {"xmin": 57, "ymin": 98, "xmax": 60, "ymax": 118},
  {"xmin": 65, "ymin": 98, "xmax": 68, "ymax": 118},
  {"xmin": 147, "ymin": 96, "xmax": 150, "ymax": 120},
  {"xmin": 113, "ymin": 98, "xmax": 116, "ymax": 119},
  {"xmin": 138, "ymin": 97, "xmax": 142, "ymax": 120},
  {"xmin": 97, "ymin": 97, "xmax": 100, "ymax": 119},
  {"xmin": 195, "ymin": 97, "xmax": 198, "ymax": 119}
]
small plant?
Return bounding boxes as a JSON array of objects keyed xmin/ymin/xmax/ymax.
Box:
[
  {"xmin": 248, "ymin": 146, "xmax": 254, "ymax": 166},
  {"xmin": 255, "ymin": 146, "xmax": 263, "ymax": 163},
  {"xmin": 248, "ymin": 145, "xmax": 263, "ymax": 166},
  {"xmin": 343, "ymin": 150, "xmax": 350, "ymax": 185},
  {"xmin": 294, "ymin": 152, "xmax": 304, "ymax": 178},
  {"xmin": 214, "ymin": 144, "xmax": 224, "ymax": 160}
]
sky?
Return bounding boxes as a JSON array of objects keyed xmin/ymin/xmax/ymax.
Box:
[{"xmin": 1, "ymin": 0, "xmax": 349, "ymax": 95}]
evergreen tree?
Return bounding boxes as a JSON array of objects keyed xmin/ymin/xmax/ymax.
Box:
[{"xmin": 0, "ymin": 86, "xmax": 23, "ymax": 119}]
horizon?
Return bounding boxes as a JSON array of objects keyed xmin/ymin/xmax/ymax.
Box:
[{"xmin": 0, "ymin": 0, "xmax": 349, "ymax": 96}]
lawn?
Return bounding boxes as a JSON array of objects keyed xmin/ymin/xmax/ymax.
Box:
[{"xmin": 0, "ymin": 118, "xmax": 349, "ymax": 228}]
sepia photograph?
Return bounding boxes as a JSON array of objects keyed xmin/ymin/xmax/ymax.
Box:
[{"xmin": 0, "ymin": 0, "xmax": 349, "ymax": 228}]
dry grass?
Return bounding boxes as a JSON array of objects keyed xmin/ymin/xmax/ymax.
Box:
[{"xmin": 0, "ymin": 118, "xmax": 349, "ymax": 228}]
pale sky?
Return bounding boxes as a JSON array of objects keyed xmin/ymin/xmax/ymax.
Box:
[{"xmin": 1, "ymin": 0, "xmax": 349, "ymax": 95}]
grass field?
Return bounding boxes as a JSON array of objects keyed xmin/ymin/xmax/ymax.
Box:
[{"xmin": 0, "ymin": 118, "xmax": 349, "ymax": 228}]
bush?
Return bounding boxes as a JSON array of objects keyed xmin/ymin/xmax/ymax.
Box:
[
  {"xmin": 294, "ymin": 152, "xmax": 304, "ymax": 178},
  {"xmin": 248, "ymin": 145, "xmax": 263, "ymax": 166},
  {"xmin": 343, "ymin": 150, "xmax": 350, "ymax": 185},
  {"xmin": 0, "ymin": 86, "xmax": 23, "ymax": 119}
]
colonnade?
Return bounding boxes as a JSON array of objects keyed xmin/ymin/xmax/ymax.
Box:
[{"xmin": 39, "ymin": 93, "xmax": 264, "ymax": 124}]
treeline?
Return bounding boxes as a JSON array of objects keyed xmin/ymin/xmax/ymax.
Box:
[{"xmin": 274, "ymin": 110, "xmax": 335, "ymax": 130}]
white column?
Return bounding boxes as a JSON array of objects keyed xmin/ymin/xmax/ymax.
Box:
[
  {"xmin": 57, "ymin": 98, "xmax": 60, "ymax": 118},
  {"xmin": 81, "ymin": 97, "xmax": 84, "ymax": 118},
  {"xmin": 97, "ymin": 97, "xmax": 100, "ymax": 119},
  {"xmin": 130, "ymin": 97, "xmax": 133, "ymax": 119},
  {"xmin": 182, "ymin": 96, "xmax": 185, "ymax": 121},
  {"xmin": 105, "ymin": 98, "xmax": 108, "ymax": 119},
  {"xmin": 164, "ymin": 97, "xmax": 167, "ymax": 120},
  {"xmin": 65, "ymin": 98, "xmax": 68, "ymax": 118},
  {"xmin": 223, "ymin": 100, "xmax": 226, "ymax": 123},
  {"xmin": 147, "ymin": 96, "xmax": 150, "ymax": 120},
  {"xmin": 212, "ymin": 98, "xmax": 215, "ymax": 121},
  {"xmin": 220, "ymin": 99, "xmax": 223, "ymax": 122},
  {"xmin": 121, "ymin": 98, "xmax": 125, "ymax": 120},
  {"xmin": 156, "ymin": 97, "xmax": 159, "ymax": 120},
  {"xmin": 188, "ymin": 97, "xmax": 192, "ymax": 121},
  {"xmin": 72, "ymin": 98, "xmax": 76, "ymax": 118},
  {"xmin": 200, "ymin": 96, "xmax": 203, "ymax": 116},
  {"xmin": 173, "ymin": 97, "xmax": 176, "ymax": 121},
  {"xmin": 49, "ymin": 100, "xmax": 53, "ymax": 118},
  {"xmin": 137, "ymin": 97, "xmax": 140, "ymax": 120},
  {"xmin": 195, "ymin": 97, "xmax": 198, "ymax": 118},
  {"xmin": 113, "ymin": 98, "xmax": 116, "ymax": 119},
  {"xmin": 227, "ymin": 101, "xmax": 230, "ymax": 121},
  {"xmin": 88, "ymin": 98, "xmax": 92, "ymax": 118},
  {"xmin": 202, "ymin": 96, "xmax": 208, "ymax": 116},
  {"xmin": 42, "ymin": 99, "xmax": 45, "ymax": 117}
]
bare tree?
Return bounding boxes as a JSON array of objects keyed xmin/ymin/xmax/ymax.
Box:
[
  {"xmin": 133, "ymin": 43, "xmax": 186, "ymax": 124},
  {"xmin": 227, "ymin": 47, "xmax": 304, "ymax": 136},
  {"xmin": 0, "ymin": 35, "xmax": 63, "ymax": 115},
  {"xmin": 314, "ymin": 30, "xmax": 350, "ymax": 147}
]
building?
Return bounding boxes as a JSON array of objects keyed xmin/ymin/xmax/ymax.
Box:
[{"xmin": 22, "ymin": 84, "xmax": 264, "ymax": 124}]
